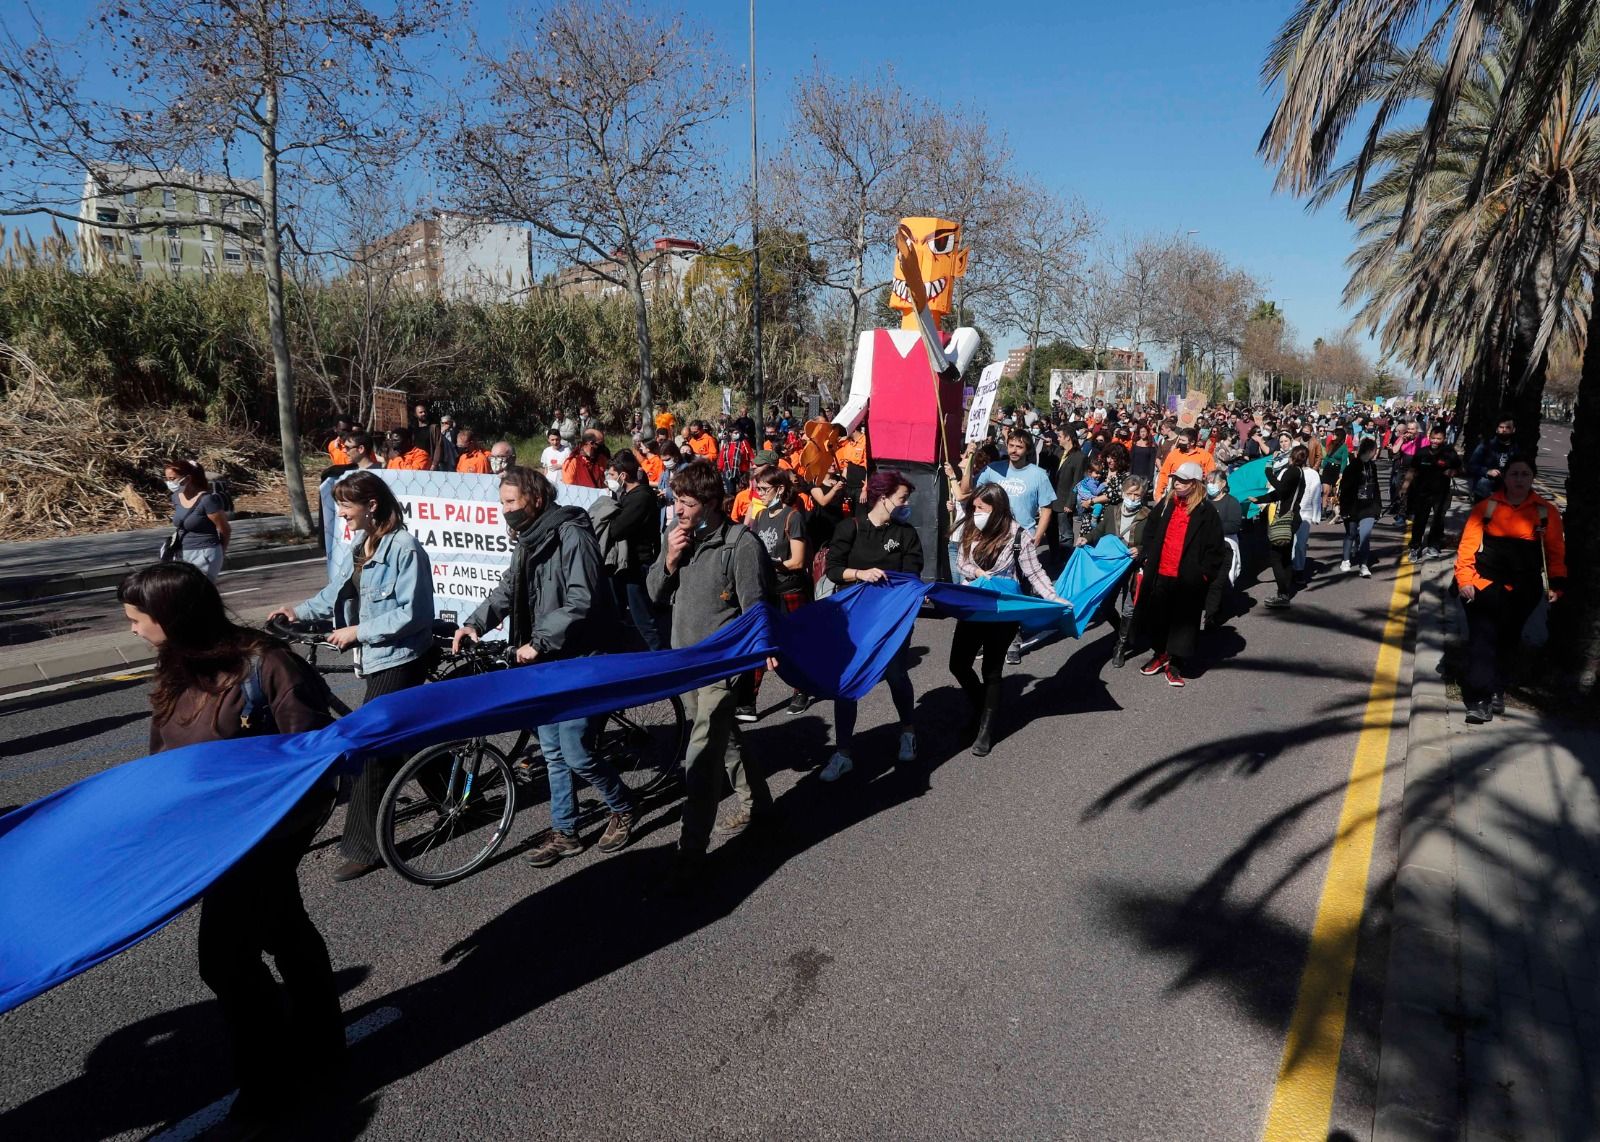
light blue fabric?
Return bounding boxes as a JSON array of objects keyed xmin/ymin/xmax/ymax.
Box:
[
  {"xmin": 976, "ymin": 460, "xmax": 1056, "ymax": 529},
  {"xmin": 295, "ymin": 529, "xmax": 436, "ymax": 674},
  {"xmin": 1228, "ymin": 456, "xmax": 1272, "ymax": 520},
  {"xmin": 0, "ymin": 552, "xmax": 1132, "ymax": 1015}
]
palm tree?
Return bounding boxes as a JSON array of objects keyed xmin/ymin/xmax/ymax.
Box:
[
  {"xmin": 1321, "ymin": 22, "xmax": 1600, "ymax": 448},
  {"xmin": 1262, "ymin": 0, "xmax": 1600, "ymax": 692}
]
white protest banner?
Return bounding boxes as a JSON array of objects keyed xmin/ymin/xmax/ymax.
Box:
[
  {"xmin": 964, "ymin": 361, "xmax": 1004, "ymax": 443},
  {"xmin": 320, "ymin": 469, "xmax": 607, "ymax": 638}
]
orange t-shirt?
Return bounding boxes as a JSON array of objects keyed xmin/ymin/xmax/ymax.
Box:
[
  {"xmin": 388, "ymin": 447, "xmax": 431, "ymax": 471},
  {"xmin": 655, "ymin": 412, "xmax": 677, "ymax": 436},
  {"xmin": 328, "ymin": 439, "xmax": 350, "ymax": 466},
  {"xmin": 1154, "ymin": 446, "xmax": 1215, "ymax": 498},
  {"xmin": 731, "ymin": 488, "xmax": 755, "ymax": 523},
  {"xmin": 688, "ymin": 433, "xmax": 717, "ymax": 461},
  {"xmin": 640, "ymin": 452, "xmax": 664, "ymax": 485},
  {"xmin": 835, "ymin": 438, "xmax": 867, "ymax": 468},
  {"xmin": 456, "ymin": 449, "xmax": 492, "ymax": 475}
]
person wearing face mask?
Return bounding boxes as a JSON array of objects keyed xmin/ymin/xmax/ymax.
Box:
[
  {"xmin": 1454, "ymin": 458, "xmax": 1565, "ymax": 723},
  {"xmin": 820, "ymin": 470, "xmax": 924, "ymax": 781},
  {"xmin": 648, "ymin": 459, "xmax": 776, "ymax": 863},
  {"xmin": 950, "ymin": 486, "xmax": 1067, "ymax": 754},
  {"xmin": 384, "ymin": 427, "xmax": 431, "ymax": 471},
  {"xmin": 740, "ymin": 464, "xmax": 813, "ymax": 719},
  {"xmin": 454, "ymin": 466, "xmax": 637, "ymax": 867},
  {"xmin": 489, "ymin": 440, "xmax": 515, "ymax": 475},
  {"xmin": 453, "ymin": 426, "xmax": 492, "ymax": 474},
  {"xmin": 1081, "ymin": 475, "xmax": 1151, "ymax": 668},
  {"xmin": 597, "ymin": 451, "xmax": 665, "ymax": 651},
  {"xmin": 161, "ymin": 458, "xmax": 231, "ymax": 580},
  {"xmin": 267, "ymin": 472, "xmax": 435, "ymax": 882},
  {"xmin": 1153, "ymin": 427, "xmax": 1216, "ymax": 499},
  {"xmin": 717, "ymin": 428, "xmax": 754, "ymax": 497},
  {"xmin": 561, "ymin": 431, "xmax": 606, "ymax": 488},
  {"xmin": 1202, "ymin": 469, "xmax": 1242, "ymax": 628}
]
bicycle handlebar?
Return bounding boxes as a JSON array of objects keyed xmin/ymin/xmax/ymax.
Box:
[{"xmin": 264, "ymin": 615, "xmax": 340, "ymax": 646}]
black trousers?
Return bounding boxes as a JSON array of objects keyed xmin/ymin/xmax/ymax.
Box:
[
  {"xmin": 950, "ymin": 620, "xmax": 1019, "ymax": 692},
  {"xmin": 198, "ymin": 814, "xmax": 344, "ymax": 1114},
  {"xmin": 1136, "ymin": 574, "xmax": 1203, "ymax": 660},
  {"xmin": 1462, "ymin": 580, "xmax": 1542, "ymax": 703},
  {"xmin": 1409, "ymin": 493, "xmax": 1449, "ymax": 550},
  {"xmin": 1267, "ymin": 542, "xmax": 1295, "ymax": 596},
  {"xmin": 342, "ymin": 656, "xmax": 433, "ymax": 864}
]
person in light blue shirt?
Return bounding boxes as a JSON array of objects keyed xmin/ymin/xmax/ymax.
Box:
[{"xmin": 964, "ymin": 429, "xmax": 1056, "ymax": 543}]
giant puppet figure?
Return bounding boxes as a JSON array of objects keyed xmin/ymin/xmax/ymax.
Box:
[{"xmin": 834, "ymin": 216, "xmax": 979, "ymax": 579}]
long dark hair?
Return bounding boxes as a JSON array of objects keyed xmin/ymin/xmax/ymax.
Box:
[
  {"xmin": 118, "ymin": 562, "xmax": 280, "ymax": 726},
  {"xmin": 960, "ymin": 485, "xmax": 1016, "ymax": 570}
]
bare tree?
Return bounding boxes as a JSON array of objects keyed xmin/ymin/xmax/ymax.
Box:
[
  {"xmin": 445, "ymin": 0, "xmax": 736, "ymax": 428},
  {"xmin": 1108, "ymin": 233, "xmax": 1170, "ymax": 376},
  {"xmin": 1067, "ymin": 259, "xmax": 1121, "ymax": 371},
  {"xmin": 767, "ymin": 67, "xmax": 935, "ymax": 381},
  {"xmin": 989, "ymin": 182, "xmax": 1099, "ymax": 398},
  {"xmin": 0, "ymin": 0, "xmax": 451, "ymax": 534}
]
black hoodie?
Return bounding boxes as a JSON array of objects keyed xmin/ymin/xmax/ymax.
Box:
[{"xmin": 466, "ymin": 505, "xmax": 620, "ymax": 657}]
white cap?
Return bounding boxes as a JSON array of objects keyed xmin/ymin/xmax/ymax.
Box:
[{"xmin": 1174, "ymin": 461, "xmax": 1205, "ymax": 482}]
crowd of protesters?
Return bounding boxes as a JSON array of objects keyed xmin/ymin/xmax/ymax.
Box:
[{"xmin": 126, "ymin": 385, "xmax": 1564, "ymax": 1136}]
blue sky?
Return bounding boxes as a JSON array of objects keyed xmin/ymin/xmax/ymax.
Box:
[{"xmin": 20, "ymin": 0, "xmax": 1368, "ymax": 363}]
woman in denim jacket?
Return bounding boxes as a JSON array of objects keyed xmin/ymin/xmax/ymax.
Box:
[{"xmin": 269, "ymin": 471, "xmax": 435, "ymax": 882}]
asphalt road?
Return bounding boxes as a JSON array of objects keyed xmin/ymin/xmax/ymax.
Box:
[{"xmin": 0, "ymin": 476, "xmax": 1427, "ymax": 1139}]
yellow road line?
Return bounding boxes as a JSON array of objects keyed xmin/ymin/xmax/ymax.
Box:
[{"xmin": 1261, "ymin": 554, "xmax": 1417, "ymax": 1140}]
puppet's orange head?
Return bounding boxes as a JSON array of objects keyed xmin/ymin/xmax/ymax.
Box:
[{"xmin": 890, "ymin": 216, "xmax": 968, "ymax": 328}]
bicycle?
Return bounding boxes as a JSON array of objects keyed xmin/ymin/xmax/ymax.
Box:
[
  {"xmin": 376, "ymin": 632, "xmax": 687, "ymax": 886},
  {"xmin": 267, "ymin": 616, "xmax": 688, "ymax": 886}
]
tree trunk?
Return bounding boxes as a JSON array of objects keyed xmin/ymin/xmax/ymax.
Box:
[
  {"xmin": 1553, "ymin": 266, "xmax": 1600, "ymax": 694},
  {"xmin": 630, "ymin": 267, "xmax": 653, "ymax": 429},
  {"xmin": 260, "ymin": 87, "xmax": 313, "ymax": 537},
  {"xmin": 842, "ymin": 202, "xmax": 868, "ymax": 388}
]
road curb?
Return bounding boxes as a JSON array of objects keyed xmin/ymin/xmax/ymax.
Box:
[
  {"xmin": 1373, "ymin": 559, "xmax": 1464, "ymax": 1140},
  {"xmin": 0, "ymin": 540, "xmax": 319, "ymax": 604}
]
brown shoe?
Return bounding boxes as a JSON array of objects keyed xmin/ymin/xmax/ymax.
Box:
[
  {"xmin": 715, "ymin": 803, "xmax": 771, "ymax": 837},
  {"xmin": 597, "ymin": 810, "xmax": 636, "ymax": 854},
  {"xmin": 526, "ymin": 829, "xmax": 583, "ymax": 867}
]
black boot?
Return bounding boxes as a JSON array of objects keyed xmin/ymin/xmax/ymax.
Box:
[
  {"xmin": 1111, "ymin": 616, "xmax": 1134, "ymax": 669},
  {"xmin": 971, "ymin": 682, "xmax": 1001, "ymax": 757}
]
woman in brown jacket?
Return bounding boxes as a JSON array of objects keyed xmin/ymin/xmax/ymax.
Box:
[{"xmin": 119, "ymin": 562, "xmax": 345, "ymax": 1135}]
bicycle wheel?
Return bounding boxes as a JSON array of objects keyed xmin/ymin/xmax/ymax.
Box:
[
  {"xmin": 595, "ymin": 695, "xmax": 688, "ymax": 799},
  {"xmin": 377, "ymin": 739, "xmax": 518, "ymax": 886}
]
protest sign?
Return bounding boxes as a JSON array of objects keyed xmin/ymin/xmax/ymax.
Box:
[
  {"xmin": 320, "ymin": 469, "xmax": 606, "ymax": 635},
  {"xmin": 964, "ymin": 362, "xmax": 1004, "ymax": 442}
]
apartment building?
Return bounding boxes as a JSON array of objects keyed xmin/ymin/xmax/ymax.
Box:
[
  {"xmin": 78, "ymin": 165, "xmax": 266, "ymax": 279},
  {"xmin": 553, "ymin": 236, "xmax": 702, "ymax": 302},
  {"xmin": 354, "ymin": 214, "xmax": 532, "ymax": 301}
]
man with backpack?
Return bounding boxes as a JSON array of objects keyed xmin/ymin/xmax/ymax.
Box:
[{"xmin": 647, "ymin": 459, "xmax": 776, "ymax": 871}]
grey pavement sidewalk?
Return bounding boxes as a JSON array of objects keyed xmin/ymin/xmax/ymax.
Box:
[
  {"xmin": 1375, "ymin": 561, "xmax": 1600, "ymax": 1140},
  {"xmin": 0, "ymin": 596, "xmax": 285, "ymax": 696},
  {"xmin": 0, "ymin": 514, "xmax": 318, "ymax": 603}
]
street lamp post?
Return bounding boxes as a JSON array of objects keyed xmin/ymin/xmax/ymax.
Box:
[{"xmin": 748, "ymin": 0, "xmax": 764, "ymax": 440}]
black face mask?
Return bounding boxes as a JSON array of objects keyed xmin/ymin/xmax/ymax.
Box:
[{"xmin": 504, "ymin": 507, "xmax": 535, "ymax": 533}]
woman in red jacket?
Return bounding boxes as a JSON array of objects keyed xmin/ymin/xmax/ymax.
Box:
[{"xmin": 1132, "ymin": 461, "xmax": 1226, "ymax": 688}]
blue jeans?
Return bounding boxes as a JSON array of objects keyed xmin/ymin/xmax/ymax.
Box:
[
  {"xmin": 833, "ymin": 638, "xmax": 916, "ymax": 754},
  {"xmin": 1343, "ymin": 516, "xmax": 1375, "ymax": 565},
  {"xmin": 947, "ymin": 541, "xmax": 964, "ymax": 585},
  {"xmin": 1292, "ymin": 520, "xmax": 1312, "ymax": 571},
  {"xmin": 538, "ymin": 714, "xmax": 632, "ymax": 836},
  {"xmin": 612, "ymin": 569, "xmax": 664, "ymax": 651}
]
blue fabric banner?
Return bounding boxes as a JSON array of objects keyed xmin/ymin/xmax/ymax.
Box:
[{"xmin": 0, "ymin": 542, "xmax": 1131, "ymax": 1015}]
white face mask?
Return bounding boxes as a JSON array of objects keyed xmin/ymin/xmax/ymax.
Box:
[
  {"xmin": 604, "ymin": 475, "xmax": 623, "ymax": 493},
  {"xmin": 970, "ymin": 510, "xmax": 992, "ymax": 531},
  {"xmin": 165, "ymin": 478, "xmax": 184, "ymax": 492},
  {"xmin": 1122, "ymin": 495, "xmax": 1141, "ymax": 511}
]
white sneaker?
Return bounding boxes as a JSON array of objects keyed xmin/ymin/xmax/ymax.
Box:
[
  {"xmin": 819, "ymin": 752, "xmax": 853, "ymax": 782},
  {"xmin": 897, "ymin": 730, "xmax": 918, "ymax": 763},
  {"xmin": 1358, "ymin": 564, "xmax": 1372, "ymax": 578},
  {"xmin": 1339, "ymin": 560, "xmax": 1353, "ymax": 573}
]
